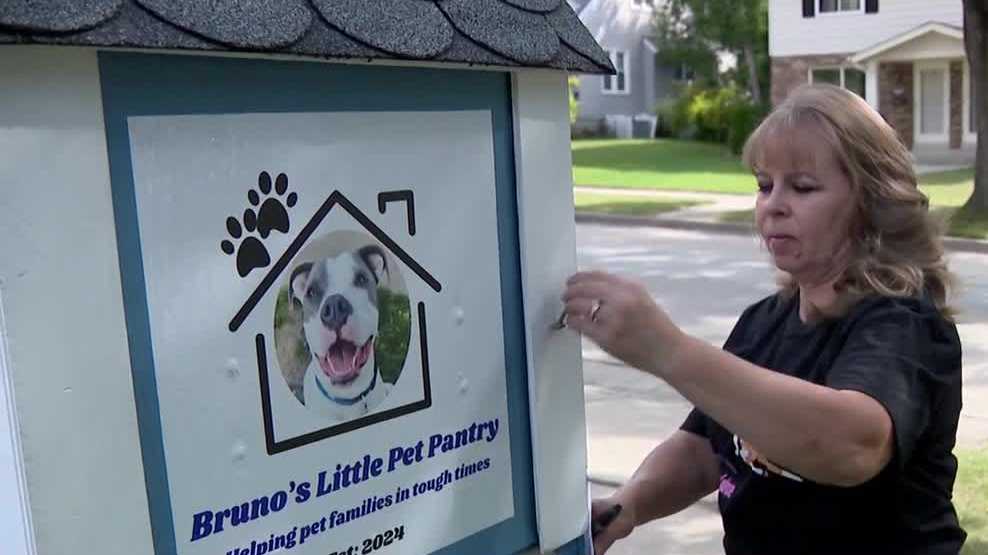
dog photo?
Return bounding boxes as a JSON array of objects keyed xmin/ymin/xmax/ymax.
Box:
[{"xmin": 273, "ymin": 230, "xmax": 411, "ymax": 422}]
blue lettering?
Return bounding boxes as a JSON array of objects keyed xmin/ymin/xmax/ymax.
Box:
[
  {"xmin": 295, "ymin": 481, "xmax": 311, "ymax": 503},
  {"xmin": 270, "ymin": 491, "xmax": 288, "ymax": 512},
  {"xmin": 316, "ymin": 470, "xmax": 334, "ymax": 497},
  {"xmin": 427, "ymin": 434, "xmax": 443, "ymax": 458},
  {"xmin": 230, "ymin": 503, "xmax": 251, "ymax": 526},
  {"xmin": 387, "ymin": 447, "xmax": 404, "ymax": 471},
  {"xmin": 250, "ymin": 496, "xmax": 270, "ymax": 519},
  {"xmin": 190, "ymin": 510, "xmax": 213, "ymax": 541}
]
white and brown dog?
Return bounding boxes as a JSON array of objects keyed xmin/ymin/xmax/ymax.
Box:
[{"xmin": 290, "ymin": 245, "xmax": 391, "ymax": 420}]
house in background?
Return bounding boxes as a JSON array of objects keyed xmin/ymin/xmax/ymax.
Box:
[
  {"xmin": 569, "ymin": 0, "xmax": 685, "ymax": 138},
  {"xmin": 770, "ymin": 0, "xmax": 976, "ymax": 164}
]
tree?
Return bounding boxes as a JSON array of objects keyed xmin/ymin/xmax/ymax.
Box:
[
  {"xmin": 962, "ymin": 0, "xmax": 987, "ymax": 212},
  {"xmin": 652, "ymin": 3, "xmax": 720, "ymax": 89},
  {"xmin": 653, "ymin": 0, "xmax": 769, "ymax": 105}
]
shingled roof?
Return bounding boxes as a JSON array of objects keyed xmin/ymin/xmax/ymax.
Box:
[{"xmin": 0, "ymin": 0, "xmax": 615, "ymax": 74}]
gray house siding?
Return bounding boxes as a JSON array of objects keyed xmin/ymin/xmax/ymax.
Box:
[
  {"xmin": 642, "ymin": 43, "xmax": 656, "ymax": 115},
  {"xmin": 572, "ymin": 0, "xmax": 680, "ymax": 137},
  {"xmin": 654, "ymin": 63, "xmax": 681, "ymax": 107}
]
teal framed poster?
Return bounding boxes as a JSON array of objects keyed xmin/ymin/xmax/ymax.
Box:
[{"xmin": 100, "ymin": 52, "xmax": 544, "ymax": 555}]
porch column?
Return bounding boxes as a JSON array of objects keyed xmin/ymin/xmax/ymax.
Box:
[{"xmin": 866, "ymin": 60, "xmax": 879, "ymax": 110}]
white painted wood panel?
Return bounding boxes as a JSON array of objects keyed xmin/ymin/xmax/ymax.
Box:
[
  {"xmin": 0, "ymin": 293, "xmax": 35, "ymax": 555},
  {"xmin": 512, "ymin": 70, "xmax": 589, "ymax": 553},
  {"xmin": 769, "ymin": 0, "xmax": 962, "ymax": 57},
  {"xmin": 876, "ymin": 32, "xmax": 966, "ymax": 62},
  {"xmin": 0, "ymin": 46, "xmax": 155, "ymax": 555}
]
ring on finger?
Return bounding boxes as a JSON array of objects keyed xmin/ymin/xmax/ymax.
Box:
[{"xmin": 589, "ymin": 299, "xmax": 603, "ymax": 322}]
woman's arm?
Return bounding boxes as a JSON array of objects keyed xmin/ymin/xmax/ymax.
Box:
[
  {"xmin": 661, "ymin": 334, "xmax": 893, "ymax": 487},
  {"xmin": 618, "ymin": 429, "xmax": 720, "ymax": 522},
  {"xmin": 593, "ymin": 430, "xmax": 719, "ymax": 554},
  {"xmin": 564, "ymin": 272, "xmax": 894, "ymax": 487}
]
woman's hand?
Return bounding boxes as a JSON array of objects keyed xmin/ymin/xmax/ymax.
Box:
[
  {"xmin": 562, "ymin": 271, "xmax": 685, "ymax": 377},
  {"xmin": 591, "ymin": 496, "xmax": 636, "ymax": 555}
]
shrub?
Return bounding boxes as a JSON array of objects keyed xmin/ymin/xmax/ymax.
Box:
[
  {"xmin": 657, "ymin": 84, "xmax": 766, "ymax": 153},
  {"xmin": 726, "ymin": 99, "xmax": 765, "ymax": 155},
  {"xmin": 688, "ymin": 88, "xmax": 726, "ymax": 142},
  {"xmin": 657, "ymin": 86, "xmax": 696, "ymax": 139}
]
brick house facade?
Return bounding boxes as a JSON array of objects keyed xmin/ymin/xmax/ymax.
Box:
[
  {"xmin": 771, "ymin": 54, "xmax": 853, "ymax": 107},
  {"xmin": 769, "ymin": 0, "xmax": 976, "ymax": 156},
  {"xmin": 950, "ymin": 61, "xmax": 964, "ymax": 149},
  {"xmin": 878, "ymin": 62, "xmax": 915, "ymax": 149}
]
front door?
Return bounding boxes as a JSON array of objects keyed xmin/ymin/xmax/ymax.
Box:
[{"xmin": 914, "ymin": 61, "xmax": 950, "ymax": 145}]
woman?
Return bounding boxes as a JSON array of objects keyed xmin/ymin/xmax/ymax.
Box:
[{"xmin": 564, "ymin": 84, "xmax": 966, "ymax": 555}]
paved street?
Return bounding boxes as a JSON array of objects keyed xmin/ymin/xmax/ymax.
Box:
[{"xmin": 576, "ymin": 222, "xmax": 988, "ymax": 554}]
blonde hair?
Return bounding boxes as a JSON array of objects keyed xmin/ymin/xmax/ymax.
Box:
[{"xmin": 742, "ymin": 84, "xmax": 956, "ymax": 318}]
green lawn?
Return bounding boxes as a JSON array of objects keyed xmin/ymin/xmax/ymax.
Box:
[
  {"xmin": 573, "ymin": 139, "xmax": 983, "ymax": 238},
  {"xmin": 921, "ymin": 169, "xmax": 976, "ymax": 207},
  {"xmin": 719, "ymin": 207, "xmax": 988, "ymax": 239},
  {"xmin": 573, "ymin": 191, "xmax": 704, "ymax": 216},
  {"xmin": 572, "ymin": 139, "xmax": 753, "ymax": 194},
  {"xmin": 715, "ymin": 169, "xmax": 984, "ymax": 239},
  {"xmin": 573, "ymin": 139, "xmax": 975, "ymax": 203},
  {"xmin": 957, "ymin": 449, "xmax": 988, "ymax": 555},
  {"xmin": 937, "ymin": 207, "xmax": 988, "ymax": 240}
]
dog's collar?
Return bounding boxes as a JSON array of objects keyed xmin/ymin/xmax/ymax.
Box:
[{"xmin": 314, "ymin": 368, "xmax": 377, "ymax": 406}]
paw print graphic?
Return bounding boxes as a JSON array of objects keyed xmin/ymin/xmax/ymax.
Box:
[
  {"xmin": 221, "ymin": 210, "xmax": 271, "ymax": 278},
  {"xmin": 220, "ymin": 171, "xmax": 298, "ymax": 278},
  {"xmin": 250, "ymin": 171, "xmax": 297, "ymax": 239}
]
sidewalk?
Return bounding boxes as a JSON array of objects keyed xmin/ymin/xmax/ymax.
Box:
[
  {"xmin": 574, "ymin": 186, "xmax": 755, "ymax": 219},
  {"xmin": 573, "ymin": 186, "xmax": 988, "ymax": 254},
  {"xmin": 583, "ymin": 355, "xmax": 725, "ymax": 555}
]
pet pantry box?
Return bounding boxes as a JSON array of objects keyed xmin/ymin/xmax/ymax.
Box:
[{"xmin": 0, "ymin": 2, "xmax": 615, "ymax": 555}]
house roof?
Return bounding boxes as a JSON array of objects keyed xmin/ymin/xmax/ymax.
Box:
[
  {"xmin": 850, "ymin": 22, "xmax": 964, "ymax": 64},
  {"xmin": 0, "ymin": 0, "xmax": 615, "ymax": 74},
  {"xmin": 566, "ymin": 0, "xmax": 593, "ymax": 15}
]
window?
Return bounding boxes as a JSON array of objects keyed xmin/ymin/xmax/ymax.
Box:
[
  {"xmin": 811, "ymin": 68, "xmax": 841, "ymax": 86},
  {"xmin": 914, "ymin": 62, "xmax": 950, "ymax": 141},
  {"xmin": 810, "ymin": 67, "xmax": 866, "ymax": 100},
  {"xmin": 806, "ymin": 0, "xmax": 875, "ymax": 17},
  {"xmin": 819, "ymin": 0, "xmax": 862, "ymax": 13},
  {"xmin": 844, "ymin": 68, "xmax": 866, "ymax": 99},
  {"xmin": 673, "ymin": 63, "xmax": 694, "ymax": 82},
  {"xmin": 603, "ymin": 50, "xmax": 629, "ymax": 94}
]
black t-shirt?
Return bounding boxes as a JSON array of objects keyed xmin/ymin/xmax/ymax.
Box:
[{"xmin": 681, "ymin": 292, "xmax": 966, "ymax": 555}]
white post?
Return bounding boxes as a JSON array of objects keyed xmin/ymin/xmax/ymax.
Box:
[
  {"xmin": 0, "ymin": 46, "xmax": 154, "ymax": 555},
  {"xmin": 0, "ymin": 294, "xmax": 36, "ymax": 555},
  {"xmin": 511, "ymin": 69, "xmax": 589, "ymax": 553},
  {"xmin": 866, "ymin": 60, "xmax": 880, "ymax": 110}
]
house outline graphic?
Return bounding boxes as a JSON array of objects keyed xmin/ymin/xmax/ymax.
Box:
[
  {"xmin": 230, "ymin": 189, "xmax": 441, "ymax": 332},
  {"xmin": 231, "ymin": 189, "xmax": 442, "ymax": 455}
]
